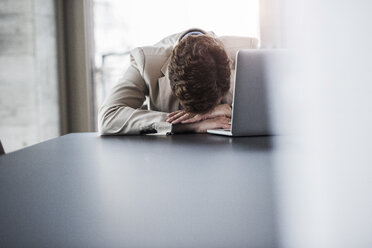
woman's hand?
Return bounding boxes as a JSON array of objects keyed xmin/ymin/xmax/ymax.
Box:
[{"xmin": 166, "ymin": 104, "xmax": 232, "ymax": 124}]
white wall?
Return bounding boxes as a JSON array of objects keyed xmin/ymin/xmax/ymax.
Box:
[{"xmin": 0, "ymin": 0, "xmax": 60, "ymax": 153}]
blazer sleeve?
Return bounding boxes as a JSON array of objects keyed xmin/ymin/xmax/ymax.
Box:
[{"xmin": 98, "ymin": 48, "xmax": 172, "ymax": 135}]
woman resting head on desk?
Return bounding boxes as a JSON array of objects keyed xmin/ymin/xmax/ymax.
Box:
[{"xmin": 98, "ymin": 28, "xmax": 258, "ymax": 135}]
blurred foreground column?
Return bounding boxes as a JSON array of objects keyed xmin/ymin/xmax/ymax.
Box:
[{"xmin": 274, "ymin": 0, "xmax": 372, "ymax": 247}]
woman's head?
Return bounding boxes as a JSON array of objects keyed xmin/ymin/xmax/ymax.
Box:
[{"xmin": 168, "ymin": 35, "xmax": 231, "ymax": 113}]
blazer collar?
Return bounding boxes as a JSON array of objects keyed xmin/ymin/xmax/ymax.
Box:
[{"xmin": 160, "ymin": 55, "xmax": 172, "ymax": 76}]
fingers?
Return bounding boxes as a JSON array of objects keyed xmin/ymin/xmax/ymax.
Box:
[
  {"xmin": 181, "ymin": 114, "xmax": 202, "ymax": 124},
  {"xmin": 214, "ymin": 116, "xmax": 232, "ymax": 130},
  {"xmin": 172, "ymin": 112, "xmax": 198, "ymax": 124},
  {"xmin": 167, "ymin": 109, "xmax": 230, "ymax": 125},
  {"xmin": 224, "ymin": 104, "xmax": 232, "ymax": 118},
  {"xmin": 207, "ymin": 104, "xmax": 232, "ymax": 119},
  {"xmin": 167, "ymin": 110, "xmax": 182, "ymax": 118},
  {"xmin": 166, "ymin": 111, "xmax": 185, "ymax": 123},
  {"xmin": 223, "ymin": 124, "xmax": 232, "ymax": 129},
  {"xmin": 193, "ymin": 116, "xmax": 231, "ymax": 133}
]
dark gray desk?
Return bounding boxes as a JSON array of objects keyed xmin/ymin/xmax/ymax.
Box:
[{"xmin": 0, "ymin": 133, "xmax": 277, "ymax": 247}]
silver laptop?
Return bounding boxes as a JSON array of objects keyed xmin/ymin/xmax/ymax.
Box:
[{"xmin": 207, "ymin": 49, "xmax": 283, "ymax": 137}]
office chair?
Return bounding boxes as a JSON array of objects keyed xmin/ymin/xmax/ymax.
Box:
[{"xmin": 0, "ymin": 139, "xmax": 5, "ymax": 155}]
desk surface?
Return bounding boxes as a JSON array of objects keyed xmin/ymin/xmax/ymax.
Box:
[{"xmin": 0, "ymin": 133, "xmax": 278, "ymax": 247}]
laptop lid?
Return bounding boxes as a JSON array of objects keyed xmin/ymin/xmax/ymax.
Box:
[{"xmin": 230, "ymin": 49, "xmax": 283, "ymax": 136}]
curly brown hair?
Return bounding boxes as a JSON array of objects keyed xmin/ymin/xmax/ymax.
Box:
[{"xmin": 168, "ymin": 35, "xmax": 231, "ymax": 113}]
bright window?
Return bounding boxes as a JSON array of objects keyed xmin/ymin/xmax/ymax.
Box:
[{"xmin": 93, "ymin": 0, "xmax": 260, "ymax": 116}]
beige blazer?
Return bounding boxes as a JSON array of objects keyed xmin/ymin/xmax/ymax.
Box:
[{"xmin": 98, "ymin": 29, "xmax": 258, "ymax": 135}]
